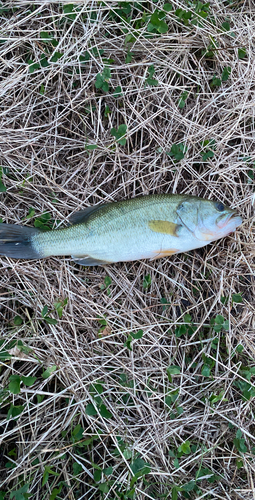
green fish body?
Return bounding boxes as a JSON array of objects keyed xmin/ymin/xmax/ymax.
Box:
[{"xmin": 0, "ymin": 194, "xmax": 242, "ymax": 266}]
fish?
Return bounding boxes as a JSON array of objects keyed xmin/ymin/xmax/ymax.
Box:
[{"xmin": 0, "ymin": 194, "xmax": 242, "ymax": 266}]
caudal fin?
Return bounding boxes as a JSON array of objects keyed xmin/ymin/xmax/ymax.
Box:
[{"xmin": 0, "ymin": 224, "xmax": 42, "ymax": 259}]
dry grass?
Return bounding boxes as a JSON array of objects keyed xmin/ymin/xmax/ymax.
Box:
[{"xmin": 0, "ymin": 1, "xmax": 254, "ymax": 499}]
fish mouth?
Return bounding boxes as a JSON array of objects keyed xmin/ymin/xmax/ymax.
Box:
[{"xmin": 217, "ymin": 211, "xmax": 242, "ymax": 229}]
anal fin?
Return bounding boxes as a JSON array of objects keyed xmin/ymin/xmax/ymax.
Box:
[{"xmin": 71, "ymin": 255, "xmax": 112, "ymax": 266}]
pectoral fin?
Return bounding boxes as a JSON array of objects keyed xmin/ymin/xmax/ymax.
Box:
[
  {"xmin": 71, "ymin": 255, "xmax": 113, "ymax": 266},
  {"xmin": 148, "ymin": 220, "xmax": 181, "ymax": 236}
]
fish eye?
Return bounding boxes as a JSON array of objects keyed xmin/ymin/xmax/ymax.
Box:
[{"xmin": 215, "ymin": 201, "xmax": 225, "ymax": 212}]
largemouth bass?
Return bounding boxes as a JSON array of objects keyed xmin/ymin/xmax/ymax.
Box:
[{"xmin": 0, "ymin": 195, "xmax": 242, "ymax": 266}]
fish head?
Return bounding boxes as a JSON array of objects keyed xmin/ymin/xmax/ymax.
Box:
[{"xmin": 176, "ymin": 198, "xmax": 242, "ymax": 242}]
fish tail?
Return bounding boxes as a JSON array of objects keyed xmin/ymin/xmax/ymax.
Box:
[{"xmin": 0, "ymin": 224, "xmax": 42, "ymax": 259}]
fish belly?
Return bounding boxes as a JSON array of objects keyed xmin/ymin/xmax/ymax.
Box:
[{"xmin": 81, "ymin": 227, "xmax": 206, "ymax": 263}]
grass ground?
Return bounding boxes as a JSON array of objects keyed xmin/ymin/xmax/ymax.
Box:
[{"xmin": 0, "ymin": 1, "xmax": 254, "ymax": 499}]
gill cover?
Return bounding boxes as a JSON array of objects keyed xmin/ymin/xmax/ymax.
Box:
[
  {"xmin": 176, "ymin": 199, "xmax": 199, "ymax": 233},
  {"xmin": 176, "ymin": 198, "xmax": 216, "ymax": 241}
]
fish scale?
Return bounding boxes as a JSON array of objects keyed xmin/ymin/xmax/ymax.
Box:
[{"xmin": 33, "ymin": 195, "xmax": 185, "ymax": 263}]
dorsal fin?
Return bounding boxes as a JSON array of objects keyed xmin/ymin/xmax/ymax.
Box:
[{"xmin": 68, "ymin": 204, "xmax": 107, "ymax": 225}]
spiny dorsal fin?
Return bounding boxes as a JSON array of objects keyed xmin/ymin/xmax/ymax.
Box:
[
  {"xmin": 148, "ymin": 220, "xmax": 181, "ymax": 236},
  {"xmin": 68, "ymin": 204, "xmax": 107, "ymax": 225}
]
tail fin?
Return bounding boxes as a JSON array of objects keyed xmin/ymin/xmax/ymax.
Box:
[{"xmin": 0, "ymin": 224, "xmax": 42, "ymax": 259}]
